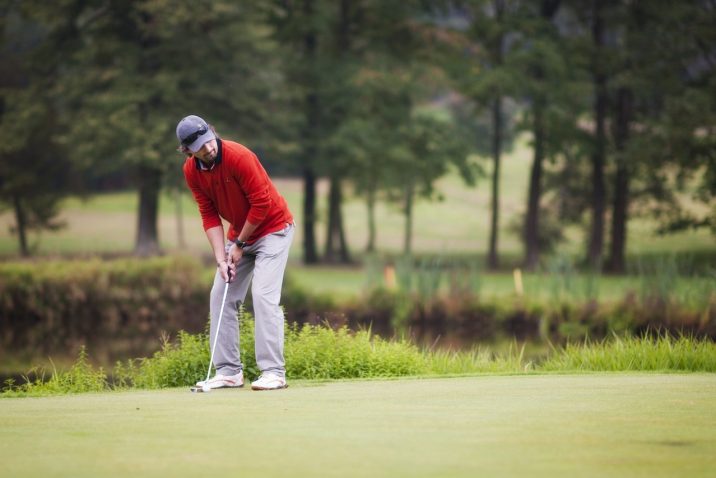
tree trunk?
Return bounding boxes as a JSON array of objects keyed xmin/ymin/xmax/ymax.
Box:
[
  {"xmin": 488, "ymin": 95, "xmax": 502, "ymax": 270},
  {"xmin": 302, "ymin": 164, "xmax": 318, "ymax": 263},
  {"xmin": 325, "ymin": 180, "xmax": 336, "ymax": 260},
  {"xmin": 524, "ymin": 0, "xmax": 561, "ymax": 270},
  {"xmin": 324, "ymin": 175, "xmax": 350, "ymax": 263},
  {"xmin": 525, "ymin": 103, "xmax": 545, "ymax": 270},
  {"xmin": 174, "ymin": 185, "xmax": 185, "ymax": 249},
  {"xmin": 301, "ymin": 0, "xmax": 319, "ymax": 264},
  {"xmin": 366, "ymin": 185, "xmax": 376, "ymax": 253},
  {"xmin": 12, "ymin": 194, "xmax": 29, "ymax": 257},
  {"xmin": 403, "ymin": 179, "xmax": 414, "ymax": 256},
  {"xmin": 487, "ymin": 0, "xmax": 504, "ymax": 271},
  {"xmin": 134, "ymin": 165, "xmax": 162, "ymax": 256},
  {"xmin": 558, "ymin": 149, "xmax": 576, "ymax": 221},
  {"xmin": 322, "ymin": 0, "xmax": 351, "ymax": 264},
  {"xmin": 606, "ymin": 87, "xmax": 632, "ymax": 273},
  {"xmin": 588, "ymin": 0, "xmax": 607, "ymax": 269}
]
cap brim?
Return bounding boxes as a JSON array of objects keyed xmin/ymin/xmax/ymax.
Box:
[{"xmin": 187, "ymin": 130, "xmax": 216, "ymax": 153}]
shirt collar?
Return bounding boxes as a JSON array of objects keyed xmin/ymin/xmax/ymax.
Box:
[{"xmin": 194, "ymin": 138, "xmax": 223, "ymax": 171}]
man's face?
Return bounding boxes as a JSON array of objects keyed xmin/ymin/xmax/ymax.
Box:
[{"xmin": 193, "ymin": 139, "xmax": 218, "ymax": 164}]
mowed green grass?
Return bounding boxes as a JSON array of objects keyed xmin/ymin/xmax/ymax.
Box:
[{"xmin": 2, "ymin": 374, "xmax": 715, "ymax": 478}]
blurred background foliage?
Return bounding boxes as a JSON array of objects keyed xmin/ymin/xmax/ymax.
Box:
[
  {"xmin": 0, "ymin": 0, "xmax": 713, "ymax": 270},
  {"xmin": 0, "ymin": 0, "xmax": 715, "ymax": 377}
]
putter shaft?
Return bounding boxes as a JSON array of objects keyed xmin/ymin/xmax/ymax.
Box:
[{"xmin": 204, "ymin": 279, "xmax": 230, "ymax": 384}]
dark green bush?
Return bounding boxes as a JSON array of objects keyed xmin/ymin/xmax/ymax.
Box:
[
  {"xmin": 2, "ymin": 258, "xmax": 714, "ymax": 366},
  {"xmin": 4, "ymin": 324, "xmax": 714, "ymax": 398},
  {"xmin": 285, "ymin": 323, "xmax": 427, "ymax": 379},
  {"xmin": 0, "ymin": 256, "xmax": 208, "ymax": 361},
  {"xmin": 2, "ymin": 346, "xmax": 108, "ymax": 397},
  {"xmin": 542, "ymin": 334, "xmax": 716, "ymax": 372},
  {"xmin": 122, "ymin": 311, "xmax": 428, "ymax": 388}
]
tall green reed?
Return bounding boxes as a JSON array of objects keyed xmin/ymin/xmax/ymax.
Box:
[
  {"xmin": 2, "ymin": 346, "xmax": 108, "ymax": 397},
  {"xmin": 542, "ymin": 333, "xmax": 716, "ymax": 372}
]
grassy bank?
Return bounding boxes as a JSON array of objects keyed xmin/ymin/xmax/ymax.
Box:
[
  {"xmin": 3, "ymin": 255, "xmax": 713, "ymax": 373},
  {"xmin": 3, "ymin": 320, "xmax": 715, "ymax": 398},
  {"xmin": 289, "ymin": 256, "xmax": 716, "ymax": 301},
  {"xmin": 1, "ymin": 374, "xmax": 714, "ymax": 478}
]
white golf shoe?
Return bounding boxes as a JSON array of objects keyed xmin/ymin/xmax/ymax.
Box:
[
  {"xmin": 196, "ymin": 371, "xmax": 244, "ymax": 389},
  {"xmin": 251, "ymin": 373, "xmax": 288, "ymax": 391}
]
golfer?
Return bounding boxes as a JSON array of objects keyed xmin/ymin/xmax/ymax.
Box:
[{"xmin": 177, "ymin": 115, "xmax": 294, "ymax": 391}]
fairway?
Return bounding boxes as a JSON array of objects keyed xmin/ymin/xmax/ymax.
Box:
[{"xmin": 2, "ymin": 374, "xmax": 715, "ymax": 477}]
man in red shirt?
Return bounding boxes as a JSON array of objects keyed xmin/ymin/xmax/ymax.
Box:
[{"xmin": 177, "ymin": 115, "xmax": 295, "ymax": 391}]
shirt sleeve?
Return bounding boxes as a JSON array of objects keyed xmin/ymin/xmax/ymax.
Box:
[
  {"xmin": 231, "ymin": 149, "xmax": 272, "ymax": 225},
  {"xmin": 184, "ymin": 162, "xmax": 222, "ymax": 231}
]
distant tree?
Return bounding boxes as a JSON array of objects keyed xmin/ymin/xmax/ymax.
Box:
[
  {"xmin": 622, "ymin": 0, "xmax": 716, "ymax": 247},
  {"xmin": 323, "ymin": 0, "xmax": 429, "ymax": 261},
  {"xmin": 604, "ymin": 0, "xmax": 636, "ymax": 273},
  {"xmin": 544, "ymin": 0, "xmax": 715, "ymax": 272},
  {"xmin": 271, "ymin": 0, "xmax": 433, "ymax": 263},
  {"xmin": 332, "ymin": 67, "xmax": 413, "ymax": 253},
  {"xmin": 584, "ymin": 0, "xmax": 609, "ymax": 269},
  {"xmin": 0, "ymin": 1, "xmax": 83, "ymax": 256},
  {"xmin": 321, "ymin": 0, "xmax": 356, "ymax": 264},
  {"xmin": 480, "ymin": 0, "xmax": 514, "ymax": 270},
  {"xmin": 438, "ymin": 0, "xmax": 521, "ymax": 269},
  {"xmin": 513, "ymin": 0, "xmax": 565, "ymax": 270},
  {"xmin": 562, "ymin": 0, "xmax": 716, "ymax": 272},
  {"xmin": 60, "ymin": 1, "xmax": 276, "ymax": 256},
  {"xmin": 269, "ymin": 0, "xmax": 332, "ymax": 264},
  {"xmin": 391, "ymin": 112, "xmax": 474, "ymax": 256}
]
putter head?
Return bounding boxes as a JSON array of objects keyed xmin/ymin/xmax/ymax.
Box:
[{"xmin": 190, "ymin": 386, "xmax": 205, "ymax": 393}]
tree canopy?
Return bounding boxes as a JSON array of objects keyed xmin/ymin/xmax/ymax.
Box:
[{"xmin": 0, "ymin": 0, "xmax": 713, "ymax": 269}]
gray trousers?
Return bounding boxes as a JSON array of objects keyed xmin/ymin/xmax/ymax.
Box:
[{"xmin": 209, "ymin": 223, "xmax": 294, "ymax": 378}]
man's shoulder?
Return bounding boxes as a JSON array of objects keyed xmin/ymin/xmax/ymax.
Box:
[
  {"xmin": 221, "ymin": 140, "xmax": 259, "ymax": 170},
  {"xmin": 221, "ymin": 139, "xmax": 253, "ymax": 158},
  {"xmin": 182, "ymin": 156, "xmax": 196, "ymax": 176}
]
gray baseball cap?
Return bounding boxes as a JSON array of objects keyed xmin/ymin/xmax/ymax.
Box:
[{"xmin": 176, "ymin": 115, "xmax": 216, "ymax": 153}]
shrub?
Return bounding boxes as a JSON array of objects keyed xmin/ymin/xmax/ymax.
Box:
[
  {"xmin": 124, "ymin": 331, "xmax": 210, "ymax": 389},
  {"xmin": 2, "ymin": 346, "xmax": 108, "ymax": 397},
  {"xmin": 3, "ymin": 323, "xmax": 714, "ymax": 398},
  {"xmin": 121, "ymin": 312, "xmax": 430, "ymax": 387},
  {"xmin": 542, "ymin": 333, "xmax": 716, "ymax": 372},
  {"xmin": 0, "ymin": 256, "xmax": 208, "ymax": 361},
  {"xmin": 3, "ymin": 257, "xmax": 715, "ymax": 363},
  {"xmin": 285, "ymin": 324, "xmax": 429, "ymax": 379},
  {"xmin": 120, "ymin": 309, "xmax": 258, "ymax": 388},
  {"xmin": 278, "ymin": 276, "xmax": 338, "ymax": 326}
]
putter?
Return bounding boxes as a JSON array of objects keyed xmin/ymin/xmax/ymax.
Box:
[{"xmin": 191, "ymin": 271, "xmax": 232, "ymax": 393}]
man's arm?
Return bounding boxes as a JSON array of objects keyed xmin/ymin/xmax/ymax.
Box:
[
  {"xmin": 228, "ymin": 221, "xmax": 259, "ymax": 265},
  {"xmin": 232, "ymin": 150, "xmax": 272, "ymax": 226},
  {"xmin": 206, "ymin": 225, "xmax": 234, "ymax": 282},
  {"xmin": 184, "ymin": 165, "xmax": 224, "ymax": 232},
  {"xmin": 184, "ymin": 164, "xmax": 233, "ymax": 281}
]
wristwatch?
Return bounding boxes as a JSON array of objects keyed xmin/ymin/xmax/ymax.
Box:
[{"xmin": 234, "ymin": 239, "xmax": 248, "ymax": 249}]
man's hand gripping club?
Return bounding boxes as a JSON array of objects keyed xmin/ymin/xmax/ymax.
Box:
[{"xmin": 218, "ymin": 259, "xmax": 236, "ymax": 283}]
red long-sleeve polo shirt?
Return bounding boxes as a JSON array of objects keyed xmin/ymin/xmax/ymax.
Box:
[{"xmin": 183, "ymin": 139, "xmax": 293, "ymax": 243}]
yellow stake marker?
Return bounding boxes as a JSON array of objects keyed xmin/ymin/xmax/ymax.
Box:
[
  {"xmin": 384, "ymin": 265, "xmax": 397, "ymax": 290},
  {"xmin": 513, "ymin": 268, "xmax": 524, "ymax": 296}
]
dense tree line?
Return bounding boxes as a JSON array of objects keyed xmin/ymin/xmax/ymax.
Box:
[{"xmin": 0, "ymin": 0, "xmax": 713, "ymax": 271}]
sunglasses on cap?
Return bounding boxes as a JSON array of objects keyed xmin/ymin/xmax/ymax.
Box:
[{"xmin": 180, "ymin": 124, "xmax": 208, "ymax": 147}]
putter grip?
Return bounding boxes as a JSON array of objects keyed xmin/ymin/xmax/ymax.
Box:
[{"xmin": 218, "ymin": 261, "xmax": 233, "ymax": 283}]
